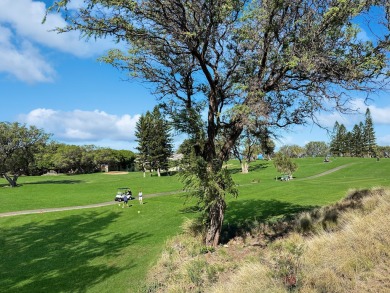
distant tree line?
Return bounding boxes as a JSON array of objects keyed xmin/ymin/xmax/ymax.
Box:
[
  {"xmin": 277, "ymin": 142, "xmax": 329, "ymax": 158},
  {"xmin": 36, "ymin": 143, "xmax": 136, "ymax": 174},
  {"xmin": 330, "ymin": 108, "xmax": 377, "ymax": 157},
  {"xmin": 1, "ymin": 121, "xmax": 136, "ymax": 187}
]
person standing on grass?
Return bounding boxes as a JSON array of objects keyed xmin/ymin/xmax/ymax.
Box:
[
  {"xmin": 138, "ymin": 191, "xmax": 143, "ymax": 205},
  {"xmin": 122, "ymin": 194, "xmax": 128, "ymax": 208}
]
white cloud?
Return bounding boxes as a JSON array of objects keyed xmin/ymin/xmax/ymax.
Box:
[
  {"xmin": 0, "ymin": 0, "xmax": 112, "ymax": 57},
  {"xmin": 0, "ymin": 0, "xmax": 115, "ymax": 83},
  {"xmin": 19, "ymin": 108, "xmax": 140, "ymax": 143},
  {"xmin": 315, "ymin": 98, "xmax": 390, "ymax": 128},
  {"xmin": 0, "ymin": 25, "xmax": 55, "ymax": 83},
  {"xmin": 377, "ymin": 134, "xmax": 390, "ymax": 146},
  {"xmin": 346, "ymin": 98, "xmax": 390, "ymax": 125}
]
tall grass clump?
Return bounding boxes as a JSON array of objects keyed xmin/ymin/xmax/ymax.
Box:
[
  {"xmin": 299, "ymin": 188, "xmax": 390, "ymax": 293},
  {"xmin": 208, "ymin": 187, "xmax": 390, "ymax": 293},
  {"xmin": 142, "ymin": 218, "xmax": 224, "ymax": 292}
]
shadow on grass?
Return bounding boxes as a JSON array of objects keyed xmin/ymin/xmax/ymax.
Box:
[
  {"xmin": 227, "ymin": 161, "xmax": 271, "ymax": 175},
  {"xmin": 179, "ymin": 206, "xmax": 202, "ymax": 214},
  {"xmin": 0, "ymin": 211, "xmax": 150, "ymax": 293},
  {"xmin": 221, "ymin": 199, "xmax": 316, "ymax": 243},
  {"xmin": 20, "ymin": 179, "xmax": 85, "ymax": 185}
]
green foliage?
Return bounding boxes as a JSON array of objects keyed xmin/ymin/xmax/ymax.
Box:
[
  {"xmin": 363, "ymin": 108, "xmax": 377, "ymax": 157},
  {"xmin": 35, "ymin": 143, "xmax": 136, "ymax": 174},
  {"xmin": 305, "ymin": 141, "xmax": 329, "ymax": 157},
  {"xmin": 278, "ymin": 145, "xmax": 305, "ymax": 158},
  {"xmin": 180, "ymin": 156, "xmax": 237, "ymax": 213},
  {"xmin": 330, "ymin": 108, "xmax": 377, "ymax": 157},
  {"xmin": 135, "ymin": 106, "xmax": 173, "ymax": 176},
  {"xmin": 273, "ymin": 152, "xmax": 298, "ymax": 176},
  {"xmin": 0, "ymin": 122, "xmax": 50, "ymax": 186}
]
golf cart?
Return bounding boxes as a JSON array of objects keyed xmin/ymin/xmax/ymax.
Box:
[{"xmin": 114, "ymin": 187, "xmax": 134, "ymax": 202}]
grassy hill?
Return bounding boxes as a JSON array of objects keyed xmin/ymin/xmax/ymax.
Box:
[
  {"xmin": 149, "ymin": 187, "xmax": 390, "ymax": 293},
  {"xmin": 0, "ymin": 157, "xmax": 389, "ymax": 292}
]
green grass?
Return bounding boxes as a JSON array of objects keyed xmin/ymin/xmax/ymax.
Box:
[
  {"xmin": 0, "ymin": 194, "xmax": 192, "ymax": 293},
  {"xmin": 0, "ymin": 172, "xmax": 184, "ymax": 213},
  {"xmin": 1, "ymin": 157, "xmax": 390, "ymax": 292}
]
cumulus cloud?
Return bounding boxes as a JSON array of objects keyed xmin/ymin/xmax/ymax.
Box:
[
  {"xmin": 19, "ymin": 108, "xmax": 140, "ymax": 143},
  {"xmin": 0, "ymin": 25, "xmax": 55, "ymax": 83},
  {"xmin": 315, "ymin": 98, "xmax": 390, "ymax": 128},
  {"xmin": 0, "ymin": 0, "xmax": 114, "ymax": 83}
]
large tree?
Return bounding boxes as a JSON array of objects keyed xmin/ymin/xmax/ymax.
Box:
[
  {"xmin": 148, "ymin": 107, "xmax": 173, "ymax": 176},
  {"xmin": 351, "ymin": 122, "xmax": 364, "ymax": 157},
  {"xmin": 48, "ymin": 0, "xmax": 390, "ymax": 246},
  {"xmin": 135, "ymin": 106, "xmax": 173, "ymax": 176},
  {"xmin": 330, "ymin": 122, "xmax": 349, "ymax": 156},
  {"xmin": 135, "ymin": 113, "xmax": 153, "ymax": 176},
  {"xmin": 0, "ymin": 122, "xmax": 50, "ymax": 187}
]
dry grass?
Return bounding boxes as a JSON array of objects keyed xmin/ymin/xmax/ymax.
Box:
[
  {"xmin": 143, "ymin": 188, "xmax": 390, "ymax": 293},
  {"xmin": 300, "ymin": 188, "xmax": 390, "ymax": 293}
]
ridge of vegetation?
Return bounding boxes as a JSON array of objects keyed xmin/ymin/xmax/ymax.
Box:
[{"xmin": 143, "ymin": 187, "xmax": 390, "ymax": 293}]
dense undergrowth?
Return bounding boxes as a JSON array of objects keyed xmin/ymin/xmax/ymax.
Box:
[{"xmin": 142, "ymin": 187, "xmax": 390, "ymax": 293}]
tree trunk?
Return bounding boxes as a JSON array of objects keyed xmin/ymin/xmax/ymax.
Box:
[
  {"xmin": 205, "ymin": 196, "xmax": 226, "ymax": 247},
  {"xmin": 3, "ymin": 173, "xmax": 18, "ymax": 187},
  {"xmin": 241, "ymin": 162, "xmax": 249, "ymax": 174}
]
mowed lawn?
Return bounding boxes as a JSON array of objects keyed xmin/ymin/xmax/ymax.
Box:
[{"xmin": 1, "ymin": 157, "xmax": 390, "ymax": 292}]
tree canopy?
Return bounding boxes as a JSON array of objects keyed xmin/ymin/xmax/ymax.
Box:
[
  {"xmin": 0, "ymin": 122, "xmax": 50, "ymax": 187},
  {"xmin": 48, "ymin": 0, "xmax": 390, "ymax": 246}
]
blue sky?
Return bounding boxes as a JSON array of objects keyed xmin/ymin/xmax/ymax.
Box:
[{"xmin": 1, "ymin": 0, "xmax": 390, "ymax": 152}]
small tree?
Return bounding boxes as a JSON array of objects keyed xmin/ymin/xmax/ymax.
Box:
[
  {"xmin": 273, "ymin": 152, "xmax": 298, "ymax": 179},
  {"xmin": 232, "ymin": 128, "xmax": 262, "ymax": 173}
]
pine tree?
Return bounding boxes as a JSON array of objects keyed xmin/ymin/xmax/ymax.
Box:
[
  {"xmin": 351, "ymin": 123, "xmax": 363, "ymax": 157},
  {"xmin": 135, "ymin": 113, "xmax": 153, "ymax": 177},
  {"xmin": 135, "ymin": 106, "xmax": 173, "ymax": 177},
  {"xmin": 338, "ymin": 124, "xmax": 348, "ymax": 156},
  {"xmin": 330, "ymin": 122, "xmax": 348, "ymax": 157},
  {"xmin": 149, "ymin": 107, "xmax": 173, "ymax": 176},
  {"xmin": 330, "ymin": 122, "xmax": 340, "ymax": 156},
  {"xmin": 363, "ymin": 108, "xmax": 377, "ymax": 157}
]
